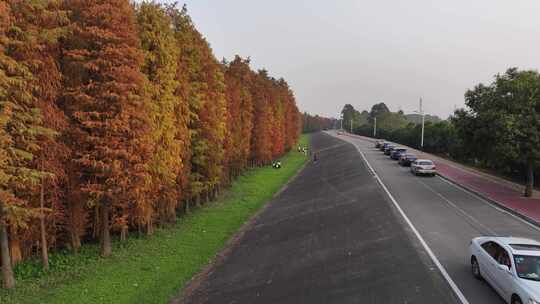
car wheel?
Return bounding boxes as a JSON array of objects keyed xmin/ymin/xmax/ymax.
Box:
[
  {"xmin": 471, "ymin": 257, "xmax": 482, "ymax": 279},
  {"xmin": 511, "ymin": 295, "xmax": 522, "ymax": 304}
]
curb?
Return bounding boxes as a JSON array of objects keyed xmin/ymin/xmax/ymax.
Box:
[
  {"xmin": 437, "ymin": 173, "xmax": 540, "ymax": 229},
  {"xmin": 343, "ymin": 132, "xmax": 539, "ymax": 197}
]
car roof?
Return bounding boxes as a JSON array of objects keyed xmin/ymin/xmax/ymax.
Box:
[
  {"xmin": 477, "ymin": 236, "xmax": 540, "ymax": 255},
  {"xmin": 415, "ymin": 159, "xmax": 433, "ymax": 162}
]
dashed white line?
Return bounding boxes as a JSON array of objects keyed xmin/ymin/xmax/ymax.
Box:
[
  {"xmin": 437, "ymin": 177, "xmax": 540, "ymax": 232},
  {"xmin": 416, "ymin": 178, "xmax": 497, "ymax": 236}
]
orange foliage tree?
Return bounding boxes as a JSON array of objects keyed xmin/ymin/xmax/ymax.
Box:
[
  {"xmin": 61, "ymin": 0, "xmax": 151, "ymax": 257},
  {"xmin": 0, "ymin": 1, "xmax": 302, "ymax": 289},
  {"xmin": 224, "ymin": 56, "xmax": 254, "ymax": 180}
]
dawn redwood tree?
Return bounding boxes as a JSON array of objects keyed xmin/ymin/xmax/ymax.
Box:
[
  {"xmin": 269, "ymin": 81, "xmax": 285, "ymax": 158},
  {"xmin": 137, "ymin": 2, "xmax": 186, "ymax": 228},
  {"xmin": 250, "ymin": 70, "xmax": 273, "ymax": 165},
  {"xmin": 281, "ymin": 81, "xmax": 300, "ymax": 149},
  {"xmin": 194, "ymin": 36, "xmax": 226, "ymax": 201},
  {"xmin": 224, "ymin": 56, "xmax": 254, "ymax": 179},
  {"xmin": 0, "ymin": 1, "xmax": 55, "ymax": 288},
  {"xmin": 62, "ymin": 0, "xmax": 151, "ymax": 257},
  {"xmin": 169, "ymin": 5, "xmax": 226, "ymax": 205},
  {"xmin": 7, "ymin": 0, "xmax": 70, "ymax": 270}
]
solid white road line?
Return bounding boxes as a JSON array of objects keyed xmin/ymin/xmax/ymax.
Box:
[{"xmin": 351, "ymin": 141, "xmax": 470, "ymax": 304}]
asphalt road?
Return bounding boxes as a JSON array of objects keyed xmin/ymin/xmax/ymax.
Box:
[
  {"xmin": 331, "ymin": 131, "xmax": 540, "ymax": 304},
  {"xmin": 179, "ymin": 132, "xmax": 458, "ymax": 304}
]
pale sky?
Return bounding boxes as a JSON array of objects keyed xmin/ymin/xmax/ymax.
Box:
[{"xmin": 141, "ymin": 0, "xmax": 540, "ymax": 119}]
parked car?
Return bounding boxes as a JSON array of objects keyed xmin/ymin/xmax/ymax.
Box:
[
  {"xmin": 384, "ymin": 145, "xmax": 395, "ymax": 155},
  {"xmin": 470, "ymin": 236, "xmax": 540, "ymax": 304},
  {"xmin": 410, "ymin": 159, "xmax": 436, "ymax": 176},
  {"xmin": 375, "ymin": 140, "xmax": 385, "ymax": 148},
  {"xmin": 398, "ymin": 154, "xmax": 417, "ymax": 166},
  {"xmin": 380, "ymin": 142, "xmax": 390, "ymax": 151},
  {"xmin": 390, "ymin": 148, "xmax": 407, "ymax": 160}
]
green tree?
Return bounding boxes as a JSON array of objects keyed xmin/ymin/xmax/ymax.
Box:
[
  {"xmin": 462, "ymin": 68, "xmax": 540, "ymax": 197},
  {"xmin": 340, "ymin": 104, "xmax": 359, "ymax": 132},
  {"xmin": 369, "ymin": 102, "xmax": 390, "ymax": 121}
]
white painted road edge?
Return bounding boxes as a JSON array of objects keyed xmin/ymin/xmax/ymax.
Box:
[{"xmin": 352, "ymin": 141, "xmax": 470, "ymax": 304}]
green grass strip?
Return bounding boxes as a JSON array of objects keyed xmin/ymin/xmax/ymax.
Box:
[{"xmin": 1, "ymin": 135, "xmax": 309, "ymax": 304}]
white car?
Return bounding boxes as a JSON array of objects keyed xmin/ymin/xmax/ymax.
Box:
[
  {"xmin": 470, "ymin": 236, "xmax": 540, "ymax": 304},
  {"xmin": 410, "ymin": 159, "xmax": 436, "ymax": 176}
]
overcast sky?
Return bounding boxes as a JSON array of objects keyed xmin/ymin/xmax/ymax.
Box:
[{"xmin": 145, "ymin": 0, "xmax": 540, "ymax": 119}]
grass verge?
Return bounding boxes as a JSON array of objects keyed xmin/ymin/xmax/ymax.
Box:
[{"xmin": 0, "ymin": 135, "xmax": 309, "ymax": 304}]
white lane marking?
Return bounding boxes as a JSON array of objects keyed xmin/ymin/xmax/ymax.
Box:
[
  {"xmin": 351, "ymin": 141, "xmax": 470, "ymax": 304},
  {"xmin": 416, "ymin": 178, "xmax": 497, "ymax": 236},
  {"xmin": 335, "ymin": 129, "xmax": 540, "ymax": 233},
  {"xmin": 437, "ymin": 177, "xmax": 540, "ymax": 233}
]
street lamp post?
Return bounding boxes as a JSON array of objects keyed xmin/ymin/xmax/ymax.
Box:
[
  {"xmin": 413, "ymin": 98, "xmax": 425, "ymax": 150},
  {"xmin": 373, "ymin": 117, "xmax": 377, "ymax": 138},
  {"xmin": 420, "ymin": 98, "xmax": 425, "ymax": 149}
]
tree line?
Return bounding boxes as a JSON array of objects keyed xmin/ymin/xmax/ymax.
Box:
[
  {"xmin": 342, "ymin": 67, "xmax": 540, "ymax": 199},
  {"xmin": 0, "ymin": 0, "xmax": 301, "ymax": 289},
  {"xmin": 301, "ymin": 112, "xmax": 337, "ymax": 133}
]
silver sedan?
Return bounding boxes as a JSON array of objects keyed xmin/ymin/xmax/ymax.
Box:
[{"xmin": 470, "ymin": 236, "xmax": 540, "ymax": 304}]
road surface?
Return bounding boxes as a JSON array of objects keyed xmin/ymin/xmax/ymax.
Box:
[
  {"xmin": 331, "ymin": 130, "xmax": 540, "ymax": 304},
  {"xmin": 178, "ymin": 132, "xmax": 458, "ymax": 304}
]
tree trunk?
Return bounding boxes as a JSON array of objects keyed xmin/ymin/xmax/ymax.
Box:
[
  {"xmin": 0, "ymin": 201, "xmax": 15, "ymax": 289},
  {"xmin": 525, "ymin": 162, "xmax": 534, "ymax": 197},
  {"xmin": 92, "ymin": 205, "xmax": 99, "ymax": 240},
  {"xmin": 185, "ymin": 200, "xmax": 190, "ymax": 214},
  {"xmin": 9, "ymin": 232, "xmax": 22, "ymax": 265},
  {"xmin": 120, "ymin": 226, "xmax": 127, "ymax": 242},
  {"xmin": 40, "ymin": 178, "xmax": 49, "ymax": 271},
  {"xmin": 70, "ymin": 229, "xmax": 81, "ymax": 254},
  {"xmin": 100, "ymin": 203, "xmax": 111, "ymax": 257},
  {"xmin": 147, "ymin": 218, "xmax": 153, "ymax": 236}
]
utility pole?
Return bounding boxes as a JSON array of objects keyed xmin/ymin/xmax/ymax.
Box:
[
  {"xmin": 373, "ymin": 117, "xmax": 377, "ymax": 138},
  {"xmin": 350, "ymin": 119, "xmax": 353, "ymax": 133},
  {"xmin": 420, "ymin": 98, "xmax": 425, "ymax": 150}
]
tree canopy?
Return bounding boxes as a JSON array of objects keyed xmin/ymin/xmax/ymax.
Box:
[{"xmin": 0, "ymin": 0, "xmax": 302, "ymax": 289}]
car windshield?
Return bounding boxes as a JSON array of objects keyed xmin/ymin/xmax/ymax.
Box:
[
  {"xmin": 407, "ymin": 155, "xmax": 417, "ymax": 159},
  {"xmin": 514, "ymin": 255, "xmax": 540, "ymax": 281},
  {"xmin": 419, "ymin": 161, "xmax": 433, "ymax": 165}
]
